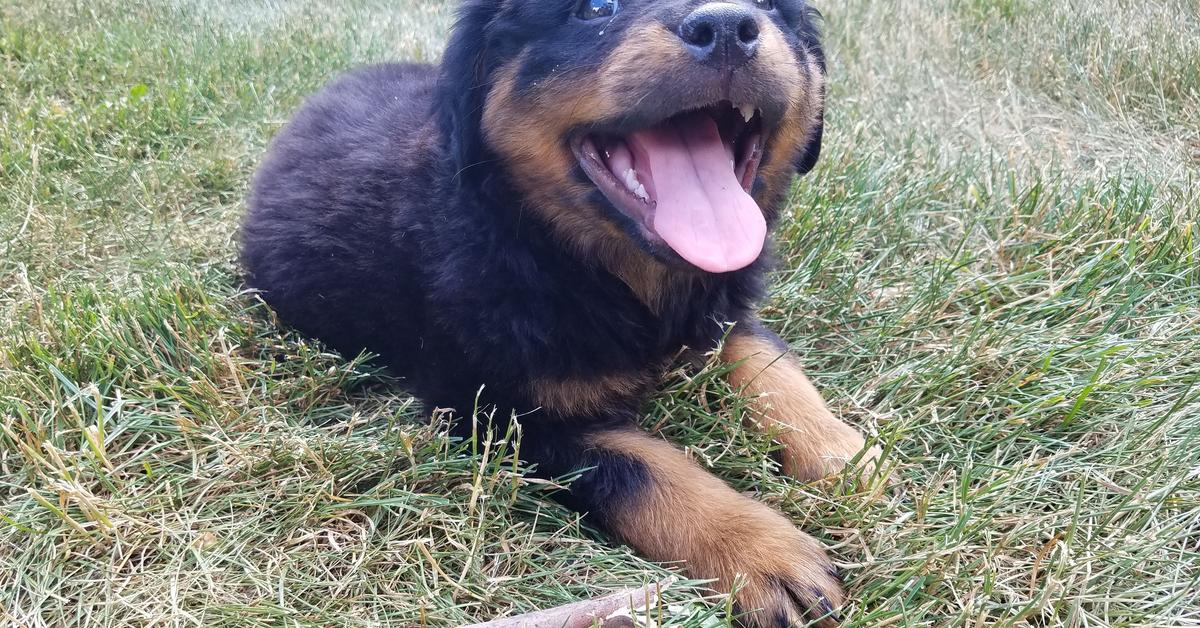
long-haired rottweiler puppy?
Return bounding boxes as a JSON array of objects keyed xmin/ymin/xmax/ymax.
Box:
[{"xmin": 242, "ymin": 0, "xmax": 878, "ymax": 624}]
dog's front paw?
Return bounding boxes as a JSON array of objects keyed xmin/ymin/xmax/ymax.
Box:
[
  {"xmin": 584, "ymin": 429, "xmax": 848, "ymax": 625},
  {"xmin": 699, "ymin": 512, "xmax": 844, "ymax": 627},
  {"xmin": 730, "ymin": 531, "xmax": 843, "ymax": 627},
  {"xmin": 777, "ymin": 422, "xmax": 881, "ymax": 489}
]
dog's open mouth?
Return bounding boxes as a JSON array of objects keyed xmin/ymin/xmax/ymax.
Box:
[{"xmin": 572, "ymin": 101, "xmax": 766, "ymax": 273}]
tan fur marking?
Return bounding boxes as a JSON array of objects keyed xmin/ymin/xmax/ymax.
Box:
[
  {"xmin": 483, "ymin": 58, "xmax": 642, "ymax": 264},
  {"xmin": 528, "ymin": 373, "xmax": 649, "ymax": 416},
  {"xmin": 722, "ymin": 327, "xmax": 877, "ymax": 483},
  {"xmin": 588, "ymin": 429, "xmax": 842, "ymax": 625},
  {"xmin": 597, "ymin": 23, "xmax": 691, "ymax": 95},
  {"xmin": 756, "ymin": 24, "xmax": 824, "ymax": 207}
]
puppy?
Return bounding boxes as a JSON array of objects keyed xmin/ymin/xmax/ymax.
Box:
[{"xmin": 242, "ymin": 0, "xmax": 875, "ymax": 624}]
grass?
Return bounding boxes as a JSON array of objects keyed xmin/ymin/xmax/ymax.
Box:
[{"xmin": 2, "ymin": 0, "xmax": 1198, "ymax": 625}]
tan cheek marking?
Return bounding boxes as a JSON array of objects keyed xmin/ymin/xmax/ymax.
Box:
[
  {"xmin": 482, "ymin": 61, "xmax": 572, "ymax": 180},
  {"xmin": 477, "ymin": 29, "xmax": 690, "ymax": 286},
  {"xmin": 754, "ymin": 23, "xmax": 822, "ymax": 202},
  {"xmin": 482, "ymin": 59, "xmax": 592, "ymax": 227},
  {"xmin": 493, "ymin": 23, "xmax": 687, "ymax": 140},
  {"xmin": 597, "ymin": 23, "xmax": 690, "ymax": 97},
  {"xmin": 757, "ymin": 22, "xmax": 804, "ymax": 88},
  {"xmin": 483, "ymin": 24, "xmax": 683, "ymax": 160}
]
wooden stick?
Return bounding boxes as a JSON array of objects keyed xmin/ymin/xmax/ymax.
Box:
[{"xmin": 464, "ymin": 577, "xmax": 676, "ymax": 628}]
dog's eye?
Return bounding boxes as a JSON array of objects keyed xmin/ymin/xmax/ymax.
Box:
[
  {"xmin": 575, "ymin": 0, "xmax": 619, "ymax": 20},
  {"xmin": 753, "ymin": 0, "xmax": 775, "ymax": 8}
]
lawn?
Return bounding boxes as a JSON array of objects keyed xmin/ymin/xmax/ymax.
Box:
[{"xmin": 2, "ymin": 0, "xmax": 1199, "ymax": 626}]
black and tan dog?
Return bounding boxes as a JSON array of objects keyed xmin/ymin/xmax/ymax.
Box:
[{"xmin": 242, "ymin": 0, "xmax": 878, "ymax": 624}]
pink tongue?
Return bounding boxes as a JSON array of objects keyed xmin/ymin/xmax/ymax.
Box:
[{"xmin": 625, "ymin": 112, "xmax": 766, "ymax": 273}]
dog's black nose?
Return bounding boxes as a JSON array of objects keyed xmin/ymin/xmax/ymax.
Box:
[{"xmin": 678, "ymin": 3, "xmax": 760, "ymax": 68}]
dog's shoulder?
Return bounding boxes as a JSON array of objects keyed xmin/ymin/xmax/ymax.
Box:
[
  {"xmin": 263, "ymin": 63, "xmax": 438, "ymax": 157},
  {"xmin": 245, "ymin": 62, "xmax": 442, "ymax": 223}
]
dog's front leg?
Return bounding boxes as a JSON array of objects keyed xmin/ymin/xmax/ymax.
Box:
[
  {"xmin": 528, "ymin": 425, "xmax": 843, "ymax": 626},
  {"xmin": 721, "ymin": 320, "xmax": 880, "ymax": 484}
]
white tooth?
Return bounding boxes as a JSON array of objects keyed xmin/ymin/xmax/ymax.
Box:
[
  {"xmin": 633, "ymin": 183, "xmax": 649, "ymax": 202},
  {"xmin": 739, "ymin": 103, "xmax": 755, "ymax": 122},
  {"xmin": 622, "ymin": 168, "xmax": 650, "ymax": 202},
  {"xmin": 622, "ymin": 168, "xmax": 640, "ymax": 192}
]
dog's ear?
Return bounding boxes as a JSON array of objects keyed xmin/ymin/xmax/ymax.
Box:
[
  {"xmin": 435, "ymin": 0, "xmax": 502, "ymax": 179},
  {"xmin": 794, "ymin": 8, "xmax": 825, "ymax": 176}
]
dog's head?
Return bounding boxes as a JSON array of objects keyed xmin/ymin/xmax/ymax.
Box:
[{"xmin": 436, "ymin": 0, "xmax": 825, "ymax": 275}]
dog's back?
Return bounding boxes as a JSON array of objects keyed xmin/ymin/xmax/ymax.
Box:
[{"xmin": 242, "ymin": 63, "xmax": 441, "ymax": 382}]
